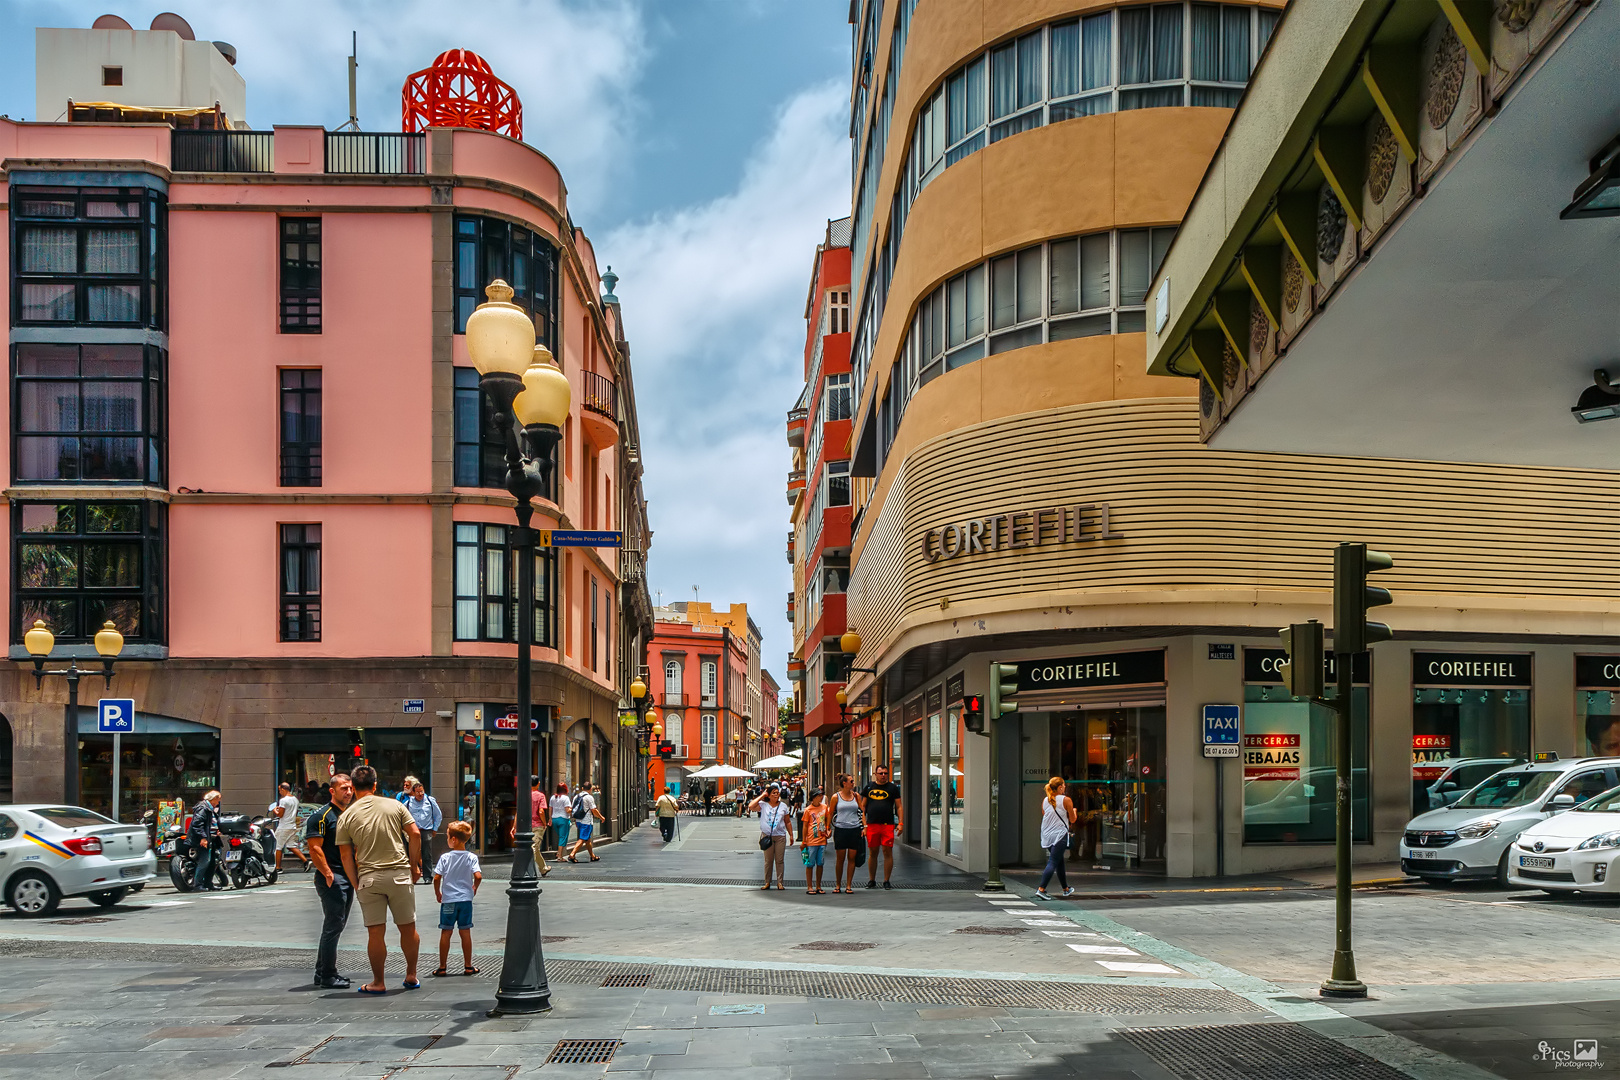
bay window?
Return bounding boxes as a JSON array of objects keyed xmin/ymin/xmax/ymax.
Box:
[
  {"xmin": 452, "ymin": 522, "xmax": 556, "ymax": 646},
  {"xmin": 14, "ymin": 342, "xmax": 164, "ymax": 484},
  {"xmin": 13, "ymin": 500, "xmax": 163, "ymax": 644},
  {"xmin": 12, "ymin": 185, "xmax": 164, "ymax": 329},
  {"xmin": 452, "ymin": 215, "xmax": 557, "ymax": 345}
]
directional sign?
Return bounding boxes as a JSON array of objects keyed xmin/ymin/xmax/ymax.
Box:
[
  {"xmin": 538, "ymin": 530, "xmax": 623, "ymax": 548},
  {"xmin": 98, "ymin": 698, "xmax": 136, "ymax": 733},
  {"xmin": 1201, "ymin": 704, "xmax": 1240, "ymax": 758}
]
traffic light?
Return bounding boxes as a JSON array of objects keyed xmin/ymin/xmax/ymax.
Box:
[
  {"xmin": 1333, "ymin": 543, "xmax": 1395, "ymax": 654},
  {"xmin": 1278, "ymin": 620, "xmax": 1324, "ymax": 700},
  {"xmin": 658, "ymin": 741, "xmax": 675, "ymax": 759},
  {"xmin": 962, "ymin": 695, "xmax": 985, "ymax": 734},
  {"xmin": 987, "ymin": 662, "xmax": 1019, "ymax": 722}
]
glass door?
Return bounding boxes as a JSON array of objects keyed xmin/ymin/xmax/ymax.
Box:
[
  {"xmin": 1055, "ymin": 705, "xmax": 1166, "ymax": 872},
  {"xmin": 927, "ymin": 708, "xmax": 943, "ymax": 850}
]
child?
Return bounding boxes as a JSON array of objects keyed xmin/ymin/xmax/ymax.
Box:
[
  {"xmin": 800, "ymin": 788, "xmax": 830, "ymax": 895},
  {"xmin": 432, "ymin": 820, "xmax": 482, "ymax": 977}
]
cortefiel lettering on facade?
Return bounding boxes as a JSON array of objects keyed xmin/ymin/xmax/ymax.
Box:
[
  {"xmin": 919, "ymin": 503, "xmax": 1121, "ymax": 563},
  {"xmin": 1244, "ymin": 649, "xmax": 1370, "ymax": 685},
  {"xmin": 1014, "ymin": 649, "xmax": 1165, "ymax": 693},
  {"xmin": 1411, "ymin": 652, "xmax": 1531, "ymax": 687},
  {"xmin": 1575, "ymin": 655, "xmax": 1620, "ymax": 689}
]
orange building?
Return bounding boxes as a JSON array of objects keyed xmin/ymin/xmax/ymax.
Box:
[{"xmin": 645, "ymin": 603, "xmax": 755, "ymax": 797}]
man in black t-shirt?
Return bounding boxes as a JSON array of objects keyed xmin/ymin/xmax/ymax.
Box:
[
  {"xmin": 305, "ymin": 773, "xmax": 355, "ymax": 988},
  {"xmin": 860, "ymin": 765, "xmax": 903, "ymax": 890}
]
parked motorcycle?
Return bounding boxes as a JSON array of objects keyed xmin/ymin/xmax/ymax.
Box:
[
  {"xmin": 219, "ymin": 813, "xmax": 280, "ymax": 889},
  {"xmin": 159, "ymin": 822, "xmax": 228, "ymax": 892}
]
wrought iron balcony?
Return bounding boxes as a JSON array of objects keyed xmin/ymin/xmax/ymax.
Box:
[
  {"xmin": 325, "ymin": 132, "xmax": 426, "ymax": 174},
  {"xmin": 171, "ymin": 130, "xmax": 274, "ymax": 172},
  {"xmin": 583, "ymin": 371, "xmax": 618, "ymax": 422}
]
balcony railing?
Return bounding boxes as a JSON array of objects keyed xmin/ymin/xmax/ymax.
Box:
[
  {"xmin": 172, "ymin": 130, "xmax": 274, "ymax": 172},
  {"xmin": 583, "ymin": 371, "xmax": 618, "ymax": 423},
  {"xmin": 325, "ymin": 132, "xmax": 426, "ymax": 174},
  {"xmin": 662, "ymin": 691, "xmax": 684, "ymax": 707}
]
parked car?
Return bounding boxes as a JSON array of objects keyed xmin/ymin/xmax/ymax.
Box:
[
  {"xmin": 1401, "ymin": 756, "xmax": 1620, "ymax": 885},
  {"xmin": 0, "ymin": 804, "xmax": 157, "ymax": 916},
  {"xmin": 1411, "ymin": 757, "xmax": 1525, "ymax": 814},
  {"xmin": 1507, "ymin": 783, "xmax": 1620, "ymax": 894}
]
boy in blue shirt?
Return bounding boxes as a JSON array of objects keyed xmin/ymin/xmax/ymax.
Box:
[{"xmin": 431, "ymin": 820, "xmax": 482, "ymax": 976}]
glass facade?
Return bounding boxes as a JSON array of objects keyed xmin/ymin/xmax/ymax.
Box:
[
  {"xmin": 13, "ymin": 342, "xmax": 164, "ymax": 484},
  {"xmin": 275, "ymin": 728, "xmax": 432, "ymax": 803},
  {"xmin": 78, "ymin": 728, "xmax": 219, "ymax": 824},
  {"xmin": 452, "ymin": 215, "xmax": 557, "ymax": 343},
  {"xmin": 1410, "ymin": 652, "xmax": 1531, "ymax": 815},
  {"xmin": 11, "ymin": 184, "xmax": 165, "ymax": 329},
  {"xmin": 1049, "ymin": 706, "xmax": 1166, "ymax": 870}
]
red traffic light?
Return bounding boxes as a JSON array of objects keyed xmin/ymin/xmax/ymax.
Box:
[
  {"xmin": 963, "ymin": 695, "xmax": 983, "ymax": 714},
  {"xmin": 352, "ymin": 745, "xmax": 364, "ymax": 758}
]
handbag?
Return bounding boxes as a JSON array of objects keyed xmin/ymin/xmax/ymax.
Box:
[
  {"xmin": 759, "ymin": 834, "xmax": 774, "ymax": 851},
  {"xmin": 759, "ymin": 803, "xmax": 784, "ymax": 849},
  {"xmin": 853, "ymin": 831, "xmax": 868, "ymax": 868}
]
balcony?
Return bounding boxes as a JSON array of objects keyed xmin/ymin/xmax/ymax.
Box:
[
  {"xmin": 325, "ymin": 132, "xmax": 426, "ymax": 174},
  {"xmin": 171, "ymin": 130, "xmax": 274, "ymax": 172},
  {"xmin": 787, "ymin": 406, "xmax": 808, "ymax": 449},
  {"xmin": 662, "ymin": 691, "xmax": 684, "ymax": 707},
  {"xmin": 581, "ymin": 370, "xmax": 619, "ymax": 449},
  {"xmin": 786, "ymin": 533, "xmax": 795, "ymax": 564},
  {"xmin": 787, "ymin": 469, "xmax": 806, "ymax": 507}
]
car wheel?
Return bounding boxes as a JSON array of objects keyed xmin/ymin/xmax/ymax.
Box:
[
  {"xmin": 1496, "ymin": 848, "xmax": 1512, "ymax": 887},
  {"xmin": 87, "ymin": 887, "xmax": 128, "ymax": 908},
  {"xmin": 6, "ymin": 870, "xmax": 62, "ymax": 917}
]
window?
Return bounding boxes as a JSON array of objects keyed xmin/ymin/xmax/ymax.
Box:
[
  {"xmin": 451, "ymin": 522, "xmax": 556, "ymax": 645},
  {"xmin": 990, "ymin": 30, "xmax": 1045, "ymax": 142},
  {"xmin": 825, "ymin": 461, "xmax": 851, "ymax": 507},
  {"xmin": 701, "ymin": 714, "xmax": 717, "ymax": 750},
  {"xmin": 823, "ymin": 373, "xmax": 852, "ymax": 423},
  {"xmin": 452, "ymin": 215, "xmax": 557, "ymax": 343},
  {"xmin": 279, "ymin": 369, "xmax": 321, "ymax": 487},
  {"xmin": 826, "ymin": 289, "xmax": 851, "ymax": 334},
  {"xmin": 102, "ymin": 66, "xmax": 122, "ymax": 86},
  {"xmin": 453, "ymin": 369, "xmax": 508, "ymax": 489},
  {"xmin": 279, "ymin": 218, "xmax": 321, "ymax": 333},
  {"xmin": 701, "ymin": 661, "xmax": 718, "ymax": 702},
  {"xmin": 13, "ymin": 500, "xmax": 163, "ymax": 644},
  {"xmin": 665, "ymin": 714, "xmax": 682, "ymax": 747},
  {"xmin": 1120, "ymin": 4, "xmax": 1185, "ymax": 109},
  {"xmin": 1190, "ymin": 3, "xmax": 1253, "ymax": 106},
  {"xmin": 13, "ymin": 342, "xmax": 163, "ymax": 484},
  {"xmin": 279, "ymin": 524, "xmax": 321, "ymax": 642},
  {"xmin": 590, "ymin": 575, "xmax": 599, "ymax": 672},
  {"xmin": 12, "ymin": 185, "xmax": 164, "ymax": 328},
  {"xmin": 664, "ymin": 658, "xmax": 683, "ymax": 701}
]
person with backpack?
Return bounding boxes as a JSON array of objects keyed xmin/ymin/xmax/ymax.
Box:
[
  {"xmin": 564, "ymin": 784, "xmax": 603, "ymax": 862},
  {"xmin": 403, "ymin": 779, "xmax": 443, "ymax": 884}
]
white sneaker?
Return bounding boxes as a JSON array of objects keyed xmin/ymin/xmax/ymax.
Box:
[{"xmin": 1034, "ymin": 890, "xmax": 1051, "ymax": 901}]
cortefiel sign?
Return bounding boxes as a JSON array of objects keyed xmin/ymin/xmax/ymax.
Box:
[
  {"xmin": 1015, "ymin": 650, "xmax": 1164, "ymax": 693},
  {"xmin": 1244, "ymin": 649, "xmax": 1370, "ymax": 685},
  {"xmin": 919, "ymin": 503, "xmax": 1121, "ymax": 563},
  {"xmin": 1575, "ymin": 656, "xmax": 1620, "ymax": 688},
  {"xmin": 1412, "ymin": 652, "xmax": 1531, "ymax": 687}
]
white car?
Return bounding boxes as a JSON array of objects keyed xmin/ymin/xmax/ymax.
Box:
[
  {"xmin": 0, "ymin": 804, "xmax": 156, "ymax": 916},
  {"xmin": 1507, "ymin": 784, "xmax": 1620, "ymax": 894}
]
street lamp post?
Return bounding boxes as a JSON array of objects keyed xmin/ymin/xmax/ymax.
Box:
[
  {"xmin": 467, "ymin": 280, "xmax": 571, "ymax": 1018},
  {"xmin": 630, "ymin": 674, "xmax": 653, "ymax": 816},
  {"xmin": 23, "ymin": 619, "xmax": 125, "ymax": 807}
]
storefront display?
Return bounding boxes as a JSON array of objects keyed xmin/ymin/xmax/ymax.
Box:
[
  {"xmin": 455, "ymin": 704, "xmax": 551, "ymax": 853},
  {"xmin": 1411, "ymin": 652, "xmax": 1530, "ymax": 813},
  {"xmin": 1575, "ymin": 657, "xmax": 1620, "ymax": 758},
  {"xmin": 276, "ymin": 728, "xmax": 431, "ymax": 805},
  {"xmin": 77, "ymin": 713, "xmax": 219, "ymax": 824}
]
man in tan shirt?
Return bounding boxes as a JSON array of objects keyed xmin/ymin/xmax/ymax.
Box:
[{"xmin": 336, "ymin": 764, "xmax": 422, "ymax": 993}]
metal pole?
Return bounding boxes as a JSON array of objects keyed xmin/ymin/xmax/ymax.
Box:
[
  {"xmin": 1214, "ymin": 756, "xmax": 1224, "ymax": 877},
  {"xmin": 983, "ymin": 713, "xmax": 1004, "ymax": 891},
  {"xmin": 1321, "ymin": 655, "xmax": 1366, "ymax": 997},
  {"xmin": 64, "ymin": 669, "xmax": 81, "ymax": 807},
  {"xmin": 112, "ymin": 732, "xmax": 122, "ymax": 822}
]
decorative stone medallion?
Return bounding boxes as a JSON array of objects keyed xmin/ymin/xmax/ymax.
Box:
[
  {"xmin": 1223, "ymin": 341, "xmax": 1240, "ymax": 394},
  {"xmin": 1200, "ymin": 374, "xmax": 1216, "ymax": 418},
  {"xmin": 1426, "ymin": 23, "xmax": 1467, "ymax": 129},
  {"xmin": 1368, "ymin": 117, "xmax": 1399, "ymax": 203},
  {"xmin": 1283, "ymin": 252, "xmax": 1305, "ymax": 314},
  {"xmin": 1317, "ymin": 185, "xmax": 1347, "ymax": 265},
  {"xmin": 1496, "ymin": 0, "xmax": 1539, "ymax": 33},
  {"xmin": 1249, "ymin": 296, "xmax": 1269, "ymax": 353}
]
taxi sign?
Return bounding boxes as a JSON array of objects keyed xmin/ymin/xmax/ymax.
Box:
[
  {"xmin": 1533, "ymin": 751, "xmax": 1560, "ymax": 763},
  {"xmin": 1201, "ymin": 704, "xmax": 1240, "ymax": 758}
]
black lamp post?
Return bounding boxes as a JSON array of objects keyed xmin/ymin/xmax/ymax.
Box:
[
  {"xmin": 24, "ymin": 619, "xmax": 124, "ymax": 807},
  {"xmin": 467, "ymin": 279, "xmax": 571, "ymax": 1017}
]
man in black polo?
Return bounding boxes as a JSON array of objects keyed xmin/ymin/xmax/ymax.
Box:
[
  {"xmin": 861, "ymin": 764, "xmax": 902, "ymax": 890},
  {"xmin": 305, "ymin": 772, "xmax": 355, "ymax": 989}
]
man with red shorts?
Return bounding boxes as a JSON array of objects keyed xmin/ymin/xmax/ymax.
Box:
[{"xmin": 861, "ymin": 765, "xmax": 902, "ymax": 890}]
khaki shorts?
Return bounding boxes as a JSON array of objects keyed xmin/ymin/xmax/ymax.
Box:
[{"xmin": 357, "ymin": 870, "xmax": 416, "ymax": 927}]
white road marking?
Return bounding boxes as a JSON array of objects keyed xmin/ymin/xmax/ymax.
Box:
[
  {"xmin": 1095, "ymin": 960, "xmax": 1179, "ymax": 974},
  {"xmin": 1019, "ymin": 919, "xmax": 1075, "ymax": 926},
  {"xmin": 986, "ymin": 900, "xmax": 1035, "ymax": 906},
  {"xmin": 1065, "ymin": 944, "xmax": 1137, "ymax": 955},
  {"xmin": 130, "ymin": 900, "xmax": 191, "ymax": 907},
  {"xmin": 1040, "ymin": 930, "xmax": 1103, "ymax": 938}
]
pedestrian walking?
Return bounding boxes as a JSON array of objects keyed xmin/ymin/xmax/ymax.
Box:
[
  {"xmin": 703, "ymin": 787, "xmax": 713, "ymax": 817},
  {"xmin": 335, "ymin": 764, "xmax": 423, "ymax": 994},
  {"xmin": 528, "ymin": 779, "xmax": 551, "ymax": 878},
  {"xmin": 188, "ymin": 789, "xmax": 222, "ymax": 891},
  {"xmin": 800, "ymin": 788, "xmax": 829, "ymax": 894},
  {"xmin": 271, "ymin": 782, "xmax": 310, "ymax": 873},
  {"xmin": 395, "ymin": 776, "xmax": 417, "ymax": 805},
  {"xmin": 750, "ymin": 784, "xmax": 794, "ymax": 889},
  {"xmin": 404, "ymin": 780, "xmax": 443, "ymax": 883},
  {"xmin": 565, "ymin": 785, "xmax": 603, "ymax": 862},
  {"xmin": 655, "ymin": 786, "xmax": 679, "ymax": 842},
  {"xmin": 549, "ymin": 784, "xmax": 572, "ymax": 853},
  {"xmin": 306, "ymin": 773, "xmax": 355, "ymax": 988},
  {"xmin": 830, "ymin": 774, "xmax": 864, "ymax": 894},
  {"xmin": 861, "ymin": 764, "xmax": 902, "ymax": 890},
  {"xmin": 1035, "ymin": 776, "xmax": 1078, "ymax": 900},
  {"xmin": 431, "ymin": 820, "xmax": 482, "ymax": 977}
]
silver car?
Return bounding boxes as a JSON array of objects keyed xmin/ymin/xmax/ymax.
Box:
[
  {"xmin": 1401, "ymin": 757, "xmax": 1620, "ymax": 885},
  {"xmin": 0, "ymin": 804, "xmax": 156, "ymax": 916}
]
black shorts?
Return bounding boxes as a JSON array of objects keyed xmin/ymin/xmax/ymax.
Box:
[{"xmin": 833, "ymin": 825, "xmax": 863, "ymax": 851}]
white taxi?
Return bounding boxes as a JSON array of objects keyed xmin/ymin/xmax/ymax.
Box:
[
  {"xmin": 1507, "ymin": 785, "xmax": 1620, "ymax": 894},
  {"xmin": 0, "ymin": 804, "xmax": 156, "ymax": 916}
]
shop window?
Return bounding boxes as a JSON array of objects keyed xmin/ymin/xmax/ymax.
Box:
[
  {"xmin": 452, "ymin": 215, "xmax": 557, "ymax": 344},
  {"xmin": 279, "ymin": 369, "xmax": 321, "ymax": 486},
  {"xmin": 1242, "ymin": 683, "xmax": 1370, "ymax": 843},
  {"xmin": 79, "ymin": 727, "xmax": 218, "ymax": 823},
  {"xmin": 12, "ymin": 185, "xmax": 164, "ymax": 329},
  {"xmin": 279, "ymin": 523, "xmax": 321, "ymax": 642},
  {"xmin": 14, "ymin": 342, "xmax": 165, "ymax": 485},
  {"xmin": 279, "ymin": 217, "xmax": 321, "ymax": 333},
  {"xmin": 13, "ymin": 500, "xmax": 163, "ymax": 644},
  {"xmin": 452, "ymin": 522, "xmax": 556, "ymax": 645},
  {"xmin": 277, "ymin": 728, "xmax": 430, "ymax": 803},
  {"xmin": 1580, "ymin": 691, "xmax": 1620, "ymax": 757},
  {"xmin": 1411, "ymin": 687, "xmax": 1530, "ymax": 813}
]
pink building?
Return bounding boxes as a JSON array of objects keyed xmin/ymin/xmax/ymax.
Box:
[{"xmin": 0, "ymin": 16, "xmax": 655, "ymax": 851}]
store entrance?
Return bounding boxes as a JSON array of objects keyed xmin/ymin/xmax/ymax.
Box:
[
  {"xmin": 1053, "ymin": 706, "xmax": 1166, "ymax": 873},
  {"xmin": 455, "ymin": 730, "xmax": 548, "ymax": 854}
]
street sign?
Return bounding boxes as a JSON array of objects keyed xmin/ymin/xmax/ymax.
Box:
[
  {"xmin": 1201, "ymin": 704, "xmax": 1240, "ymax": 758},
  {"xmin": 403, "ymin": 699, "xmax": 425, "ymax": 713},
  {"xmin": 537, "ymin": 530, "xmax": 623, "ymax": 548},
  {"xmin": 97, "ymin": 698, "xmax": 135, "ymax": 733}
]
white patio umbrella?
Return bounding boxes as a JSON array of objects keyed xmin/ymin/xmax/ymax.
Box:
[
  {"xmin": 750, "ymin": 754, "xmax": 800, "ymax": 769},
  {"xmin": 687, "ymin": 764, "xmax": 755, "ymax": 779},
  {"xmin": 928, "ymin": 763, "xmax": 965, "ymax": 777}
]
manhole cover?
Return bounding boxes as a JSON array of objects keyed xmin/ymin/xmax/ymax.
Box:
[
  {"xmin": 794, "ymin": 941, "xmax": 877, "ymax": 951},
  {"xmin": 953, "ymin": 926, "xmax": 1026, "ymax": 935},
  {"xmin": 600, "ymin": 972, "xmax": 651, "ymax": 987},
  {"xmin": 546, "ymin": 1039, "xmax": 621, "ymax": 1065},
  {"xmin": 48, "ymin": 917, "xmax": 116, "ymax": 925},
  {"xmin": 1121, "ymin": 1023, "xmax": 1411, "ymax": 1080}
]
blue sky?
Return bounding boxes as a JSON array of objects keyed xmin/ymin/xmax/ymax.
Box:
[{"xmin": 0, "ymin": 0, "xmax": 852, "ymax": 682}]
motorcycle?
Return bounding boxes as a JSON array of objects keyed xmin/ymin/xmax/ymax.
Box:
[
  {"xmin": 219, "ymin": 813, "xmax": 279, "ymax": 889},
  {"xmin": 160, "ymin": 823, "xmax": 229, "ymax": 892}
]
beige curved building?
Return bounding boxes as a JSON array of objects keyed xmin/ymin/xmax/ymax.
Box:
[{"xmin": 813, "ymin": 0, "xmax": 1620, "ymax": 880}]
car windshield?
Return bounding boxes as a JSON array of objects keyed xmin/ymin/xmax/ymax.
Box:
[
  {"xmin": 1576, "ymin": 786, "xmax": 1620, "ymax": 813},
  {"xmin": 1453, "ymin": 770, "xmax": 1558, "ymax": 809},
  {"xmin": 30, "ymin": 806, "xmax": 115, "ymax": 828}
]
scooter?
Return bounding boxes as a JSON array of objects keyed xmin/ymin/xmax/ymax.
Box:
[
  {"xmin": 218, "ymin": 813, "xmax": 280, "ymax": 889},
  {"xmin": 160, "ymin": 823, "xmax": 229, "ymax": 892}
]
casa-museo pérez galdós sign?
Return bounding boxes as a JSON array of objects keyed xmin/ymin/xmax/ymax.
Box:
[
  {"xmin": 1015, "ymin": 650, "xmax": 1165, "ymax": 693},
  {"xmin": 920, "ymin": 503, "xmax": 1121, "ymax": 563}
]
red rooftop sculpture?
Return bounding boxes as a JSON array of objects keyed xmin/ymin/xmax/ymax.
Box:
[{"xmin": 401, "ymin": 49, "xmax": 522, "ymax": 140}]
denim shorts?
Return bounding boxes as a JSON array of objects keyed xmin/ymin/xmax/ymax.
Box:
[
  {"xmin": 801, "ymin": 844, "xmax": 825, "ymax": 868},
  {"xmin": 438, "ymin": 900, "xmax": 473, "ymax": 930},
  {"xmin": 575, "ymin": 822, "xmax": 594, "ymax": 841}
]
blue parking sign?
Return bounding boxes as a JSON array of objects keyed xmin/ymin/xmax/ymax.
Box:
[{"xmin": 98, "ymin": 698, "xmax": 135, "ymax": 733}]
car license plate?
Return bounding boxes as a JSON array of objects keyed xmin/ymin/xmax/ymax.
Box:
[
  {"xmin": 1519, "ymin": 855, "xmax": 1555, "ymax": 869},
  {"xmin": 120, "ymin": 866, "xmax": 144, "ymax": 879},
  {"xmin": 225, "ymin": 852, "xmax": 243, "ymax": 864},
  {"xmin": 1409, "ymin": 849, "xmax": 1438, "ymax": 859}
]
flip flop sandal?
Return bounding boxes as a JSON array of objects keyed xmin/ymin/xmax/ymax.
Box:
[
  {"xmin": 589, "ymin": 856, "xmax": 601, "ymax": 862},
  {"xmin": 431, "ymin": 968, "xmax": 449, "ymax": 978},
  {"xmin": 401, "ymin": 980, "xmax": 421, "ymax": 990},
  {"xmin": 356, "ymin": 986, "xmax": 388, "ymax": 995},
  {"xmin": 462, "ymin": 966, "xmax": 481, "ymax": 976}
]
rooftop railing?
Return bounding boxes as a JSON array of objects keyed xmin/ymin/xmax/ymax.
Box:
[
  {"xmin": 325, "ymin": 132, "xmax": 426, "ymax": 175},
  {"xmin": 171, "ymin": 130, "xmax": 274, "ymax": 172}
]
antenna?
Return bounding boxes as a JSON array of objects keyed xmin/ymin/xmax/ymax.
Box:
[
  {"xmin": 692, "ymin": 586, "xmax": 700, "ymax": 604},
  {"xmin": 341, "ymin": 31, "xmax": 360, "ymax": 131}
]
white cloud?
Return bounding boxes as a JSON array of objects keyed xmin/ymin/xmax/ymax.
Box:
[{"xmin": 605, "ymin": 81, "xmax": 848, "ymax": 659}]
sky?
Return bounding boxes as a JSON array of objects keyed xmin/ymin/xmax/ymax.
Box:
[{"xmin": 0, "ymin": 0, "xmax": 852, "ymax": 683}]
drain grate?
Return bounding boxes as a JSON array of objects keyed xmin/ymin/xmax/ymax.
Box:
[
  {"xmin": 952, "ymin": 925, "xmax": 1027, "ymax": 935},
  {"xmin": 1121, "ymin": 1023, "xmax": 1411, "ymax": 1080},
  {"xmin": 48, "ymin": 916, "xmax": 117, "ymax": 925},
  {"xmin": 794, "ymin": 941, "xmax": 878, "ymax": 952},
  {"xmin": 547, "ymin": 959, "xmax": 1258, "ymax": 1014},
  {"xmin": 600, "ymin": 971, "xmax": 651, "ymax": 987},
  {"xmin": 518, "ymin": 872, "xmax": 983, "ymax": 890},
  {"xmin": 546, "ymin": 1039, "xmax": 621, "ymax": 1065}
]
